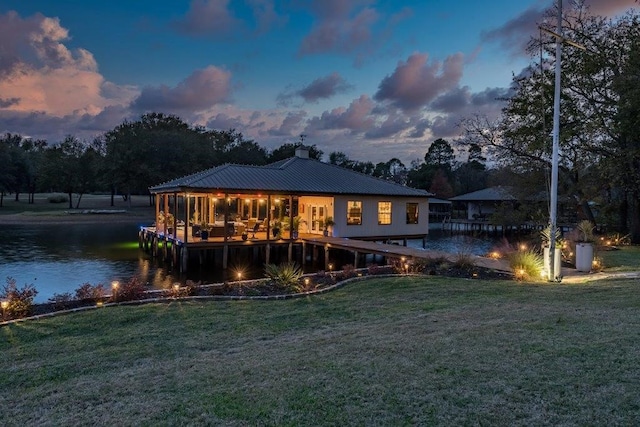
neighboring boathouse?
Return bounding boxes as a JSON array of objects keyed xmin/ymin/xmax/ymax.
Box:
[{"xmin": 140, "ymin": 147, "xmax": 432, "ymax": 272}]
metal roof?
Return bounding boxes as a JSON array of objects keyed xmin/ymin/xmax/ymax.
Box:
[
  {"xmin": 149, "ymin": 156, "xmax": 432, "ymax": 197},
  {"xmin": 449, "ymin": 186, "xmax": 516, "ymax": 202}
]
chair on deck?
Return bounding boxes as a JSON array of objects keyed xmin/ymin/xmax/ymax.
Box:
[{"xmin": 250, "ymin": 222, "xmax": 260, "ymax": 239}]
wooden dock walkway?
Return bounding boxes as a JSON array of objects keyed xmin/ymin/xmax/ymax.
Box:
[{"xmin": 138, "ymin": 225, "xmax": 511, "ymax": 274}]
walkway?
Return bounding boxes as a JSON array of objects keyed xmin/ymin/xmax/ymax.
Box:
[{"xmin": 305, "ymin": 236, "xmax": 639, "ymax": 283}]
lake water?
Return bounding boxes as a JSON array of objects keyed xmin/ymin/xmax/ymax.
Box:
[{"xmin": 0, "ymin": 223, "xmax": 497, "ymax": 303}]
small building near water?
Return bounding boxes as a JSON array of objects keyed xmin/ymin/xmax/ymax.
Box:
[{"xmin": 143, "ymin": 147, "xmax": 432, "ymax": 271}]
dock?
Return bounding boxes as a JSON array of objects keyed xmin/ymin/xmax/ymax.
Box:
[{"xmin": 138, "ymin": 226, "xmax": 507, "ymax": 274}]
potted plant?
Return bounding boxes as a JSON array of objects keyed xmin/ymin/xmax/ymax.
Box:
[
  {"xmin": 272, "ymin": 220, "xmax": 282, "ymax": 239},
  {"xmin": 163, "ymin": 212, "xmax": 175, "ymax": 235},
  {"xmin": 290, "ymin": 216, "xmax": 306, "ymax": 239},
  {"xmin": 575, "ymin": 220, "xmax": 595, "ymax": 272},
  {"xmin": 322, "ymin": 216, "xmax": 335, "ymax": 237},
  {"xmin": 540, "ymin": 225, "xmax": 562, "ymax": 280},
  {"xmin": 200, "ymin": 221, "xmax": 210, "ymax": 241}
]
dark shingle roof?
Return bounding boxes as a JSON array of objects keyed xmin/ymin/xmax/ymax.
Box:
[{"xmin": 150, "ymin": 156, "xmax": 432, "ymax": 197}]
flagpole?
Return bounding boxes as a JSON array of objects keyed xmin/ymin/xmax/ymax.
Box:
[{"xmin": 548, "ymin": 0, "xmax": 562, "ymax": 282}]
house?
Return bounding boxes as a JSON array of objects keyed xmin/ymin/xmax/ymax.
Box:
[
  {"xmin": 449, "ymin": 186, "xmax": 517, "ymax": 220},
  {"xmin": 148, "ymin": 147, "xmax": 432, "ymax": 243}
]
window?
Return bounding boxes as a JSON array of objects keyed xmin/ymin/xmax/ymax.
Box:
[
  {"xmin": 378, "ymin": 201, "xmax": 392, "ymax": 225},
  {"xmin": 406, "ymin": 203, "xmax": 419, "ymax": 224},
  {"xmin": 347, "ymin": 201, "xmax": 362, "ymax": 225}
]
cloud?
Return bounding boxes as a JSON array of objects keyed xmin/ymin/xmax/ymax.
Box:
[
  {"xmin": 173, "ymin": 0, "xmax": 241, "ymax": 36},
  {"xmin": 0, "ymin": 11, "xmax": 137, "ymax": 121},
  {"xmin": 584, "ymin": 0, "xmax": 637, "ymax": 16},
  {"xmin": 298, "ymin": 72, "xmax": 353, "ymax": 102},
  {"xmin": 173, "ymin": 0, "xmax": 285, "ymax": 37},
  {"xmin": 0, "ymin": 105, "xmax": 133, "ymax": 143},
  {"xmin": 481, "ymin": 4, "xmax": 545, "ymax": 57},
  {"xmin": 131, "ymin": 66, "xmax": 232, "ymax": 113},
  {"xmin": 279, "ymin": 72, "xmax": 353, "ymax": 105},
  {"xmin": 482, "ymin": 0, "xmax": 637, "ymax": 57},
  {"xmin": 374, "ymin": 52, "xmax": 464, "ymax": 112},
  {"xmin": 0, "ymin": 98, "xmax": 20, "ymax": 108},
  {"xmin": 246, "ymin": 0, "xmax": 287, "ymax": 34},
  {"xmin": 304, "ymin": 94, "xmax": 375, "ymax": 134},
  {"xmin": 268, "ymin": 111, "xmax": 307, "ymax": 136},
  {"xmin": 297, "ymin": 0, "xmax": 380, "ymax": 56}
]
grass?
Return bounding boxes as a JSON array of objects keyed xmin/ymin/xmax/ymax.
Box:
[
  {"xmin": 2, "ymin": 276, "xmax": 640, "ymax": 425},
  {"xmin": 0, "ymin": 193, "xmax": 153, "ymax": 218},
  {"xmin": 600, "ymin": 245, "xmax": 640, "ymax": 272}
]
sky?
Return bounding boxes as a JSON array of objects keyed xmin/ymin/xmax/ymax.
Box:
[{"xmin": 0, "ymin": 0, "xmax": 636, "ymax": 164}]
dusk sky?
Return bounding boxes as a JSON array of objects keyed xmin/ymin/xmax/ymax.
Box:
[{"xmin": 0, "ymin": 0, "xmax": 636, "ymax": 164}]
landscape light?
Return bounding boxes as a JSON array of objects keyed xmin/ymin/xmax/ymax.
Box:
[{"xmin": 1, "ymin": 299, "xmax": 8, "ymax": 319}]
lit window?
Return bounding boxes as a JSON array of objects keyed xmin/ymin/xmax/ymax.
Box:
[
  {"xmin": 378, "ymin": 201, "xmax": 391, "ymax": 225},
  {"xmin": 347, "ymin": 201, "xmax": 362, "ymax": 225},
  {"xmin": 406, "ymin": 203, "xmax": 419, "ymax": 224}
]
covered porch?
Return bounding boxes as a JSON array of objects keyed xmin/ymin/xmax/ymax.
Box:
[{"xmin": 152, "ymin": 191, "xmax": 334, "ymax": 245}]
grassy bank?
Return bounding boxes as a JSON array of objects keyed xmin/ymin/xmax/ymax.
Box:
[
  {"xmin": 2, "ymin": 276, "xmax": 639, "ymax": 425},
  {"xmin": 0, "ymin": 193, "xmax": 153, "ymax": 223}
]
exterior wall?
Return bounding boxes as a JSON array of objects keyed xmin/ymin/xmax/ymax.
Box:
[{"xmin": 332, "ymin": 195, "xmax": 429, "ymax": 238}]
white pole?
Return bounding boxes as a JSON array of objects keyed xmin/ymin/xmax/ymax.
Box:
[{"xmin": 548, "ymin": 0, "xmax": 562, "ymax": 281}]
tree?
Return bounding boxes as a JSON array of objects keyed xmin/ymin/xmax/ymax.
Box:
[
  {"xmin": 424, "ymin": 138, "xmax": 455, "ymax": 171},
  {"xmin": 269, "ymin": 142, "xmax": 323, "ymax": 162},
  {"xmin": 429, "ymin": 169, "xmax": 454, "ymax": 199},
  {"xmin": 459, "ymin": 3, "xmax": 640, "ymax": 239},
  {"xmin": 40, "ymin": 136, "xmax": 95, "ymax": 209}
]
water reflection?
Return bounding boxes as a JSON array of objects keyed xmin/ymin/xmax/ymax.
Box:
[{"xmin": 0, "ymin": 223, "xmax": 497, "ymax": 303}]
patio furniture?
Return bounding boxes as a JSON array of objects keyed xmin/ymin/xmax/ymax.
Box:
[{"xmin": 250, "ymin": 222, "xmax": 260, "ymax": 239}]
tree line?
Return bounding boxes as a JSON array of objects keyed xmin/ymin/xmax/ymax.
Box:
[{"xmin": 0, "ymin": 112, "xmax": 493, "ymax": 210}]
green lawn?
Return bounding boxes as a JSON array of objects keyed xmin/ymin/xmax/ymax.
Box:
[
  {"xmin": 0, "ymin": 193, "xmax": 153, "ymax": 216},
  {"xmin": 2, "ymin": 276, "xmax": 640, "ymax": 425},
  {"xmin": 600, "ymin": 245, "xmax": 640, "ymax": 272}
]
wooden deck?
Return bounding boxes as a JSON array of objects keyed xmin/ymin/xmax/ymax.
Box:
[{"xmin": 139, "ymin": 226, "xmax": 511, "ymax": 274}]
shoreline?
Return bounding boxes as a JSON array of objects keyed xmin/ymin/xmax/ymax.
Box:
[{"xmin": 0, "ymin": 212, "xmax": 152, "ymax": 225}]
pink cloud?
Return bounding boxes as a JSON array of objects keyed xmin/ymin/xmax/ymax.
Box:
[
  {"xmin": 131, "ymin": 66, "xmax": 232, "ymax": 112},
  {"xmin": 584, "ymin": 0, "xmax": 637, "ymax": 16},
  {"xmin": 374, "ymin": 52, "xmax": 464, "ymax": 112},
  {"xmin": 297, "ymin": 0, "xmax": 380, "ymax": 56},
  {"xmin": 0, "ymin": 11, "xmax": 137, "ymax": 119},
  {"xmin": 305, "ymin": 95, "xmax": 375, "ymax": 134}
]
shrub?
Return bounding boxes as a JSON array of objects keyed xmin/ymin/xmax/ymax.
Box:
[
  {"xmin": 1, "ymin": 277, "xmax": 38, "ymax": 320},
  {"xmin": 508, "ymin": 249, "xmax": 544, "ymax": 281},
  {"xmin": 337, "ymin": 264, "xmax": 357, "ymax": 280},
  {"xmin": 47, "ymin": 194, "xmax": 68, "ymax": 204},
  {"xmin": 112, "ymin": 277, "xmax": 146, "ymax": 302},
  {"xmin": 487, "ymin": 238, "xmax": 516, "ymax": 259},
  {"xmin": 453, "ymin": 251, "xmax": 476, "ymax": 270},
  {"xmin": 164, "ymin": 280, "xmax": 200, "ymax": 298},
  {"xmin": 48, "ymin": 293, "xmax": 74, "ymax": 311},
  {"xmin": 264, "ymin": 262, "xmax": 303, "ymax": 291},
  {"xmin": 75, "ymin": 283, "xmax": 106, "ymax": 303},
  {"xmin": 367, "ymin": 264, "xmax": 383, "ymax": 276}
]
